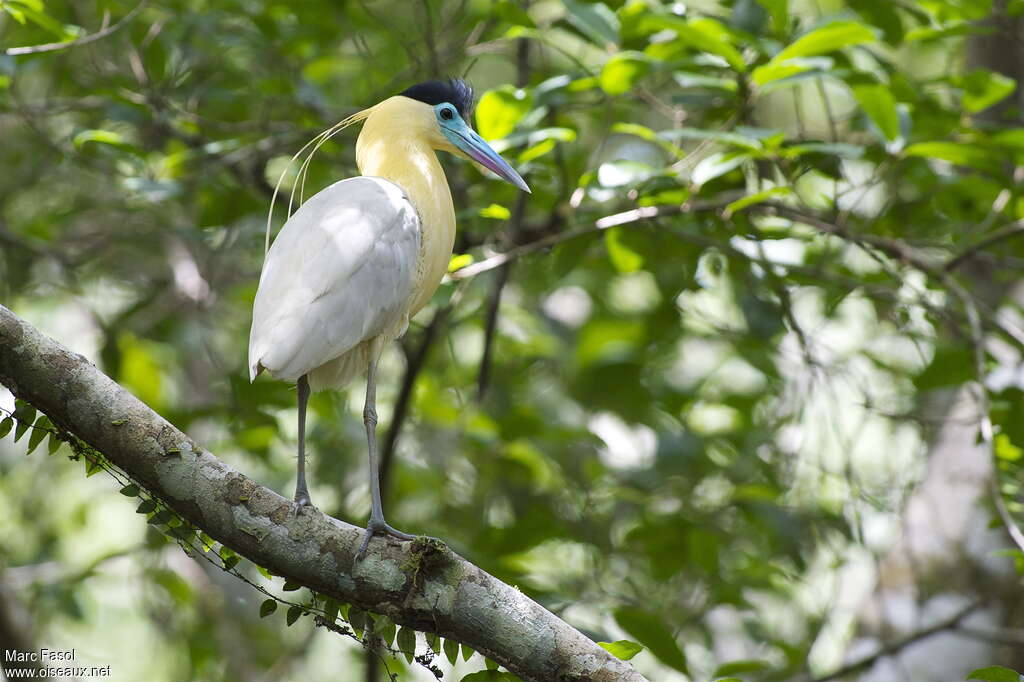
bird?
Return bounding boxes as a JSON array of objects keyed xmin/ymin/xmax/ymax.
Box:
[{"xmin": 248, "ymin": 78, "xmax": 530, "ymax": 555}]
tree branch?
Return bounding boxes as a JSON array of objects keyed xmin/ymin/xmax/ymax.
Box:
[
  {"xmin": 449, "ymin": 193, "xmax": 746, "ymax": 281},
  {"xmin": 0, "ymin": 304, "xmax": 646, "ymax": 682},
  {"xmin": 802, "ymin": 600, "xmax": 983, "ymax": 682},
  {"xmin": 945, "ymin": 220, "xmax": 1024, "ymax": 272}
]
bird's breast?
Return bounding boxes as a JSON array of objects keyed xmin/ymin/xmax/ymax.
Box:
[
  {"xmin": 407, "ymin": 190, "xmax": 456, "ymax": 315},
  {"xmin": 356, "ymin": 132, "xmax": 458, "ymax": 318}
]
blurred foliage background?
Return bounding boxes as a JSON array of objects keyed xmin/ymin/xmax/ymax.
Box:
[{"xmin": 4, "ymin": 0, "xmax": 1024, "ymax": 680}]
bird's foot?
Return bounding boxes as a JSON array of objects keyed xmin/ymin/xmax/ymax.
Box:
[
  {"xmin": 292, "ymin": 490, "xmax": 313, "ymax": 516},
  {"xmin": 357, "ymin": 517, "xmax": 416, "ymax": 558}
]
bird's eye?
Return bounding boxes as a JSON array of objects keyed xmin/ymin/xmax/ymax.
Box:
[{"xmin": 440, "ymin": 107, "xmax": 454, "ymax": 121}]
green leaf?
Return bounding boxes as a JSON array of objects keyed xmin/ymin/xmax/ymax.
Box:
[
  {"xmin": 612, "ymin": 122, "xmax": 657, "ymax": 142},
  {"xmin": 752, "ymin": 20, "xmax": 876, "ymax": 85},
  {"xmin": 563, "ymin": 0, "xmax": 619, "ymax": 46},
  {"xmin": 348, "ymin": 606, "xmax": 366, "ymax": 637},
  {"xmin": 904, "ymin": 141, "xmax": 999, "ymax": 172},
  {"xmin": 774, "ymin": 21, "xmax": 876, "ymax": 62},
  {"xmin": 724, "ymin": 186, "xmax": 793, "ymax": 216},
  {"xmin": 462, "ymin": 643, "xmax": 475, "ymax": 661},
  {"xmin": 783, "ymin": 142, "xmax": 865, "ymax": 159},
  {"xmin": 715, "ymin": 659, "xmax": 771, "ymax": 676},
  {"xmin": 851, "ymin": 83, "xmax": 900, "ymax": 140},
  {"xmin": 7, "ymin": 0, "xmax": 45, "ymax": 12},
  {"xmin": 756, "ymin": 0, "xmax": 788, "ymax": 34},
  {"xmin": 960, "ymin": 70, "xmax": 1017, "ymax": 113},
  {"xmin": 286, "ymin": 605, "xmax": 302, "ymax": 626},
  {"xmin": 148, "ymin": 509, "xmax": 173, "ymax": 525},
  {"xmin": 46, "ymin": 434, "xmax": 61, "ymax": 454},
  {"xmin": 444, "ymin": 637, "xmax": 459, "ymax": 666},
  {"xmin": 0, "ymin": 417, "xmax": 12, "ymax": 439},
  {"xmin": 397, "ymin": 626, "xmax": 417, "ymax": 663},
  {"xmin": 661, "ymin": 127, "xmax": 762, "ymax": 150},
  {"xmin": 85, "ymin": 458, "xmax": 103, "ymax": 477},
  {"xmin": 691, "ymin": 151, "xmax": 749, "ymax": 186},
  {"xmin": 605, "ymin": 227, "xmax": 644, "ymax": 273},
  {"xmin": 73, "ymin": 129, "xmax": 129, "ymax": 150},
  {"xmin": 518, "ymin": 138, "xmax": 556, "ymax": 163},
  {"xmin": 449, "ymin": 253, "xmax": 475, "ymax": 271},
  {"xmin": 613, "ymin": 123, "xmax": 684, "ymax": 157},
  {"xmin": 967, "ymin": 666, "xmax": 1024, "ymax": 682},
  {"xmin": 849, "ymin": 0, "xmax": 904, "ymax": 44},
  {"xmin": 322, "ymin": 599, "xmax": 339, "ymax": 624},
  {"xmin": 169, "ymin": 524, "xmax": 195, "ymax": 541},
  {"xmin": 459, "ymin": 673, "xmax": 520, "ymax": 682},
  {"xmin": 119, "ymin": 484, "xmax": 141, "ymax": 497},
  {"xmin": 485, "ymin": 657, "xmax": 499, "ymax": 670},
  {"xmin": 479, "ymin": 204, "xmax": 511, "ymax": 220},
  {"xmin": 490, "ymin": 126, "xmax": 576, "ymax": 154},
  {"xmin": 13, "ymin": 401, "xmax": 36, "ymax": 437},
  {"xmin": 26, "ymin": 422, "xmax": 47, "ymax": 454},
  {"xmin": 375, "ymin": 615, "xmax": 397, "ymax": 647},
  {"xmin": 476, "ymin": 86, "xmax": 532, "ymax": 140},
  {"xmin": 996, "ymin": 433, "xmax": 1023, "ymax": 461},
  {"xmin": 673, "ymin": 70, "xmax": 738, "ymax": 92},
  {"xmin": 751, "ymin": 59, "xmax": 821, "ymax": 86},
  {"xmin": 426, "ymin": 631, "xmax": 441, "ymax": 655},
  {"xmin": 905, "ymin": 23, "xmax": 982, "ymax": 43},
  {"xmin": 614, "ymin": 607, "xmax": 688, "ymax": 674},
  {"xmin": 259, "ymin": 599, "xmax": 278, "ymax": 618},
  {"xmin": 3, "ymin": 5, "xmax": 27, "ymax": 24},
  {"xmin": 639, "ymin": 16, "xmax": 745, "ymax": 71},
  {"xmin": 136, "ymin": 499, "xmax": 157, "ymax": 514},
  {"xmin": 20, "ymin": 7, "xmax": 78, "ymax": 39},
  {"xmin": 598, "ymin": 640, "xmax": 645, "ymax": 660},
  {"xmin": 282, "ymin": 580, "xmax": 302, "ymax": 591},
  {"xmin": 600, "ymin": 52, "xmax": 650, "ymax": 95},
  {"xmin": 494, "ymin": 0, "xmax": 534, "ymax": 28}
]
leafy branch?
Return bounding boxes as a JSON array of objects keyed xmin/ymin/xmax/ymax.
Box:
[{"xmin": 3, "ymin": 0, "xmax": 148, "ymax": 56}]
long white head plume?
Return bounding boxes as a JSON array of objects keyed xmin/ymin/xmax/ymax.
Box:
[{"xmin": 264, "ymin": 106, "xmax": 374, "ymax": 255}]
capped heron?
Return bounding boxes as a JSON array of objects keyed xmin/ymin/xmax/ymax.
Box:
[{"xmin": 249, "ymin": 79, "xmax": 530, "ymax": 555}]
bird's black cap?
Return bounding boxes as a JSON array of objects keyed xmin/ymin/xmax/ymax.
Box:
[{"xmin": 399, "ymin": 78, "xmax": 475, "ymax": 121}]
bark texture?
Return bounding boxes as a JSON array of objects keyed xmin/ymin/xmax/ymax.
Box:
[{"xmin": 0, "ymin": 303, "xmax": 647, "ymax": 682}]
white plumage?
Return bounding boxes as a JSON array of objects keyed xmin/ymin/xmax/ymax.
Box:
[{"xmin": 248, "ymin": 176, "xmax": 421, "ymax": 391}]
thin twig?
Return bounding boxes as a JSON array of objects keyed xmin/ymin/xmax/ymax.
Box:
[
  {"xmin": 805, "ymin": 600, "xmax": 984, "ymax": 682},
  {"xmin": 945, "ymin": 220, "xmax": 1024, "ymax": 271},
  {"xmin": 943, "ymin": 273, "xmax": 1024, "ymax": 553},
  {"xmin": 449, "ymin": 192, "xmax": 745, "ymax": 280},
  {"xmin": 4, "ymin": 0, "xmax": 148, "ymax": 56}
]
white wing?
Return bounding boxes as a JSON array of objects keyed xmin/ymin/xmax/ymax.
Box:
[{"xmin": 248, "ymin": 176, "xmax": 420, "ymax": 382}]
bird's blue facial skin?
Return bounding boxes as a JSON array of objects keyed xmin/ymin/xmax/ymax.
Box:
[{"xmin": 434, "ymin": 103, "xmax": 531, "ymax": 193}]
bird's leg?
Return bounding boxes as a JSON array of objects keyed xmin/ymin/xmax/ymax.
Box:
[
  {"xmin": 293, "ymin": 374, "xmax": 313, "ymax": 512},
  {"xmin": 358, "ymin": 350, "xmax": 414, "ymax": 557}
]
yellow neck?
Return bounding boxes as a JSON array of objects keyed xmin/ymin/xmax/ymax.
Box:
[{"xmin": 356, "ymin": 103, "xmax": 456, "ymax": 315}]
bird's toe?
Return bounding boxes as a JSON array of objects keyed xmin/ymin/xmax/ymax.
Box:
[{"xmin": 292, "ymin": 494, "xmax": 313, "ymax": 516}]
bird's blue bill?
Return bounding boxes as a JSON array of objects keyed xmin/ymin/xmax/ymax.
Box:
[{"xmin": 442, "ymin": 121, "xmax": 531, "ymax": 193}]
